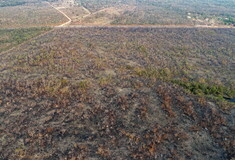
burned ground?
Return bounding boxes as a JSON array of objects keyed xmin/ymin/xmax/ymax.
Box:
[{"xmin": 0, "ymin": 28, "xmax": 234, "ymax": 159}]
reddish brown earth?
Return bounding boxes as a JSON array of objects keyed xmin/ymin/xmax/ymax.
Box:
[{"xmin": 0, "ymin": 27, "xmax": 234, "ymax": 160}]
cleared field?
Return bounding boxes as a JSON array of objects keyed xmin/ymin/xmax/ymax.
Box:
[
  {"xmin": 72, "ymin": 5, "xmax": 137, "ymax": 25},
  {"xmin": 59, "ymin": 6, "xmax": 88, "ymax": 24},
  {"xmin": 66, "ymin": 0, "xmax": 235, "ymax": 26},
  {"xmin": 0, "ymin": 2, "xmax": 68, "ymax": 28},
  {"xmin": 0, "ymin": 27, "xmax": 234, "ymax": 159}
]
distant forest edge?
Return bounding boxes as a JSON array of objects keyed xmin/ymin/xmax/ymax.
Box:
[
  {"xmin": 0, "ymin": 1, "xmax": 26, "ymax": 7},
  {"xmin": 0, "ymin": 0, "xmax": 56, "ymax": 7}
]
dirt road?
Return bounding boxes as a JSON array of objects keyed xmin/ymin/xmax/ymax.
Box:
[
  {"xmin": 46, "ymin": 2, "xmax": 72, "ymax": 27},
  {"xmin": 56, "ymin": 24, "xmax": 235, "ymax": 29}
]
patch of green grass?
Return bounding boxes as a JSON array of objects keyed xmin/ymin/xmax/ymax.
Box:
[
  {"xmin": 98, "ymin": 76, "xmax": 112, "ymax": 86},
  {"xmin": 134, "ymin": 67, "xmax": 172, "ymax": 80},
  {"xmin": 78, "ymin": 80, "xmax": 91, "ymax": 91},
  {"xmin": 44, "ymin": 78, "xmax": 69, "ymax": 95},
  {"xmin": 0, "ymin": 27, "xmax": 51, "ymax": 52},
  {"xmin": 172, "ymin": 80, "xmax": 235, "ymax": 100}
]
